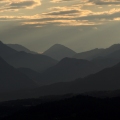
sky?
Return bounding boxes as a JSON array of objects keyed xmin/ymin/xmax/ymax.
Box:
[{"xmin": 0, "ymin": 0, "xmax": 120, "ymax": 53}]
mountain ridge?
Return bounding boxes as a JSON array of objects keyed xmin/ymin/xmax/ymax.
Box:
[
  {"xmin": 43, "ymin": 44, "xmax": 76, "ymax": 60},
  {"xmin": 7, "ymin": 44, "xmax": 37, "ymax": 54},
  {"xmin": 0, "ymin": 42, "xmax": 58, "ymax": 72},
  {"xmin": 0, "ymin": 56, "xmax": 37, "ymax": 92}
]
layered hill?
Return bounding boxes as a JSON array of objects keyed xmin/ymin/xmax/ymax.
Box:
[
  {"xmin": 35, "ymin": 58, "xmax": 101, "ymax": 85},
  {"xmin": 24, "ymin": 61, "xmax": 120, "ymax": 97},
  {"xmin": 6, "ymin": 51, "xmax": 58, "ymax": 72},
  {"xmin": 0, "ymin": 57, "xmax": 37, "ymax": 92},
  {"xmin": 73, "ymin": 48, "xmax": 104, "ymax": 60},
  {"xmin": 43, "ymin": 44, "xmax": 76, "ymax": 60},
  {"xmin": 0, "ymin": 41, "xmax": 17, "ymax": 59},
  {"xmin": 0, "ymin": 41, "xmax": 58, "ymax": 72},
  {"xmin": 1, "ymin": 52, "xmax": 120, "ymax": 100},
  {"xmin": 7, "ymin": 44, "xmax": 37, "ymax": 54},
  {"xmin": 17, "ymin": 67, "xmax": 40, "ymax": 82},
  {"xmin": 74, "ymin": 44, "xmax": 120, "ymax": 60}
]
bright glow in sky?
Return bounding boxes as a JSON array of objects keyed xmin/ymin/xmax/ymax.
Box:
[{"xmin": 0, "ymin": 0, "xmax": 120, "ymax": 52}]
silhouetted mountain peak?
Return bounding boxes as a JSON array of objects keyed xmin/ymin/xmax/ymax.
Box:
[
  {"xmin": 43, "ymin": 44, "xmax": 76, "ymax": 60},
  {"xmin": 45, "ymin": 44, "xmax": 75, "ymax": 51},
  {"xmin": 52, "ymin": 44, "xmax": 64, "ymax": 47}
]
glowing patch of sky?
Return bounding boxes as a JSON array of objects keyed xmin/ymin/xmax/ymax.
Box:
[{"xmin": 0, "ymin": 0, "xmax": 120, "ymax": 52}]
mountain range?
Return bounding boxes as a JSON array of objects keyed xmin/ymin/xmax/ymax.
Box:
[
  {"xmin": 7, "ymin": 44, "xmax": 37, "ymax": 54},
  {"xmin": 43, "ymin": 44, "xmax": 76, "ymax": 60},
  {"xmin": 0, "ymin": 56, "xmax": 37, "ymax": 92},
  {"xmin": 1, "ymin": 60, "xmax": 120, "ymax": 101},
  {"xmin": 1, "ymin": 41, "xmax": 120, "ymax": 101},
  {"xmin": 0, "ymin": 41, "xmax": 57, "ymax": 72},
  {"xmin": 73, "ymin": 44, "xmax": 120, "ymax": 60},
  {"xmin": 35, "ymin": 57, "xmax": 101, "ymax": 85},
  {"xmin": 26, "ymin": 61, "xmax": 120, "ymax": 96}
]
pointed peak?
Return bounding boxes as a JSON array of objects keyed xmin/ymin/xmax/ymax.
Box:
[
  {"xmin": 43, "ymin": 44, "xmax": 76, "ymax": 60},
  {"xmin": 45, "ymin": 44, "xmax": 76, "ymax": 52}
]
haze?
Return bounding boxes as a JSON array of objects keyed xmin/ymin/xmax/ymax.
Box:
[{"xmin": 0, "ymin": 0, "xmax": 120, "ymax": 52}]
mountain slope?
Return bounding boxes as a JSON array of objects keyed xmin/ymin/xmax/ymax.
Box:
[
  {"xmin": 73, "ymin": 48, "xmax": 104, "ymax": 60},
  {"xmin": 0, "ymin": 42, "xmax": 58, "ymax": 72},
  {"xmin": 100, "ymin": 44, "xmax": 120, "ymax": 57},
  {"xmin": 0, "ymin": 41, "xmax": 17, "ymax": 59},
  {"xmin": 1, "ymin": 60, "xmax": 120, "ymax": 100},
  {"xmin": 0, "ymin": 57, "xmax": 37, "ymax": 92},
  {"xmin": 43, "ymin": 44, "xmax": 76, "ymax": 60},
  {"xmin": 36, "ymin": 58, "xmax": 101, "ymax": 85},
  {"xmin": 6, "ymin": 51, "xmax": 58, "ymax": 72},
  {"xmin": 17, "ymin": 67, "xmax": 40, "ymax": 81},
  {"xmin": 74, "ymin": 44, "xmax": 120, "ymax": 60},
  {"xmin": 27, "ymin": 61, "xmax": 120, "ymax": 96},
  {"xmin": 7, "ymin": 44, "xmax": 37, "ymax": 54}
]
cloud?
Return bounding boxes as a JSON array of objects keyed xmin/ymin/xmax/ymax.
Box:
[
  {"xmin": 89, "ymin": 0, "xmax": 120, "ymax": 5},
  {"xmin": 0, "ymin": 6, "xmax": 120, "ymax": 27},
  {"xmin": 0, "ymin": 0, "xmax": 120, "ymax": 27},
  {"xmin": 0, "ymin": 0, "xmax": 41, "ymax": 12},
  {"xmin": 51, "ymin": 0, "xmax": 120, "ymax": 6},
  {"xmin": 51, "ymin": 0, "xmax": 79, "ymax": 3}
]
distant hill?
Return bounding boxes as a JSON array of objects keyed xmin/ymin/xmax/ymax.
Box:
[
  {"xmin": 21, "ymin": 61, "xmax": 120, "ymax": 97},
  {"xmin": 0, "ymin": 41, "xmax": 58, "ymax": 72},
  {"xmin": 105, "ymin": 49, "xmax": 120, "ymax": 59},
  {"xmin": 73, "ymin": 44, "xmax": 120, "ymax": 60},
  {"xmin": 0, "ymin": 57, "xmax": 37, "ymax": 92},
  {"xmin": 91, "ymin": 45, "xmax": 120, "ymax": 69},
  {"xmin": 7, "ymin": 44, "xmax": 37, "ymax": 54},
  {"xmin": 91, "ymin": 57, "xmax": 120, "ymax": 70},
  {"xmin": 0, "ymin": 41, "xmax": 17, "ymax": 59},
  {"xmin": 16, "ymin": 57, "xmax": 120, "ymax": 87},
  {"xmin": 2, "ymin": 57, "xmax": 120, "ymax": 100},
  {"xmin": 36, "ymin": 58, "xmax": 101, "ymax": 85},
  {"xmin": 100, "ymin": 44, "xmax": 120, "ymax": 57},
  {"xmin": 73, "ymin": 48, "xmax": 104, "ymax": 60},
  {"xmin": 6, "ymin": 51, "xmax": 58, "ymax": 72},
  {"xmin": 43, "ymin": 44, "xmax": 76, "ymax": 60}
]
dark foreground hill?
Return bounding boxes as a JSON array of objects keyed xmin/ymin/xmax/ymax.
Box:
[
  {"xmin": 2, "ymin": 95, "xmax": 120, "ymax": 120},
  {"xmin": 43, "ymin": 44, "xmax": 76, "ymax": 60},
  {"xmin": 0, "ymin": 57, "xmax": 37, "ymax": 92},
  {"xmin": 0, "ymin": 41, "xmax": 58, "ymax": 72}
]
